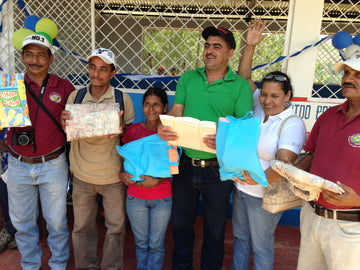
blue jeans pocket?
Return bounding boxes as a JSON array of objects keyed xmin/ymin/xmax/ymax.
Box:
[{"xmin": 127, "ymin": 194, "xmax": 136, "ymax": 202}]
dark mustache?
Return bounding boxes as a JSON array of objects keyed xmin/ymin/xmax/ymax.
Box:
[
  {"xmin": 342, "ymin": 82, "xmax": 356, "ymax": 88},
  {"xmin": 29, "ymin": 64, "xmax": 42, "ymax": 68},
  {"xmin": 205, "ymin": 53, "xmax": 215, "ymax": 58}
]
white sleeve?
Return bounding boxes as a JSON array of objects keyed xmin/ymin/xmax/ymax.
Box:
[{"xmin": 278, "ymin": 116, "xmax": 306, "ymax": 155}]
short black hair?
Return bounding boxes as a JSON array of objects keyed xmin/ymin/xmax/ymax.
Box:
[{"xmin": 143, "ymin": 87, "xmax": 168, "ymax": 108}]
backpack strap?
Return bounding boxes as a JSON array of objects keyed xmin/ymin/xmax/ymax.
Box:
[
  {"xmin": 74, "ymin": 87, "xmax": 88, "ymax": 104},
  {"xmin": 75, "ymin": 87, "xmax": 124, "ymax": 111},
  {"xmin": 74, "ymin": 86, "xmax": 125, "ymax": 124},
  {"xmin": 114, "ymin": 88, "xmax": 124, "ymax": 111}
]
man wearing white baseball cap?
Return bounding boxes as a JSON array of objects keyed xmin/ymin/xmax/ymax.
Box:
[
  {"xmin": 86, "ymin": 48, "xmax": 116, "ymax": 66},
  {"xmin": 6, "ymin": 32, "xmax": 75, "ymax": 269},
  {"xmin": 61, "ymin": 48, "xmax": 134, "ymax": 269},
  {"xmin": 22, "ymin": 33, "xmax": 53, "ymax": 53},
  {"xmin": 296, "ymin": 44, "xmax": 360, "ymax": 270},
  {"xmin": 334, "ymin": 44, "xmax": 360, "ymax": 72}
]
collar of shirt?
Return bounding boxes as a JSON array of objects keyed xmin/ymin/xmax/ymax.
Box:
[
  {"xmin": 260, "ymin": 103, "xmax": 296, "ymax": 123},
  {"xmin": 336, "ymin": 99, "xmax": 349, "ymax": 116},
  {"xmin": 196, "ymin": 66, "xmax": 236, "ymax": 84},
  {"xmin": 25, "ymin": 73, "xmax": 58, "ymax": 89},
  {"xmin": 85, "ymin": 84, "xmax": 114, "ymax": 103}
]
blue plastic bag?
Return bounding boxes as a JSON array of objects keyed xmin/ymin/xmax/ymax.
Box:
[
  {"xmin": 116, "ymin": 134, "xmax": 180, "ymax": 181},
  {"xmin": 216, "ymin": 112, "xmax": 267, "ymax": 187}
]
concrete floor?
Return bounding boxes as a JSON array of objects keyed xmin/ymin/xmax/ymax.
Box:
[{"xmin": 0, "ymin": 206, "xmax": 301, "ymax": 270}]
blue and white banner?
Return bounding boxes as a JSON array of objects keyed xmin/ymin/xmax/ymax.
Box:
[
  {"xmin": 16, "ymin": 0, "xmax": 31, "ymax": 16},
  {"xmin": 252, "ymin": 35, "xmax": 332, "ymax": 71}
]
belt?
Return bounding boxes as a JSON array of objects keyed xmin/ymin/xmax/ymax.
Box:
[
  {"xmin": 9, "ymin": 146, "xmax": 65, "ymax": 164},
  {"xmin": 309, "ymin": 201, "xmax": 360, "ymax": 222},
  {"xmin": 184, "ymin": 155, "xmax": 218, "ymax": 168}
]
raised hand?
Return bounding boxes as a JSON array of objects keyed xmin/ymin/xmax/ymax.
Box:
[{"xmin": 246, "ymin": 17, "xmax": 267, "ymax": 47}]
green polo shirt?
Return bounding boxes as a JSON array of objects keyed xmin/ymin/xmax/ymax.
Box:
[{"xmin": 174, "ymin": 66, "xmax": 253, "ymax": 159}]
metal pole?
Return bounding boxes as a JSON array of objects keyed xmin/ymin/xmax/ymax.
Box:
[{"xmin": 91, "ymin": 0, "xmax": 95, "ymax": 51}]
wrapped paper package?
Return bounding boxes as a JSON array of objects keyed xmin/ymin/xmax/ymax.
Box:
[
  {"xmin": 65, "ymin": 103, "xmax": 121, "ymax": 141},
  {"xmin": 159, "ymin": 115, "xmax": 217, "ymax": 154},
  {"xmin": 270, "ymin": 160, "xmax": 345, "ymax": 201},
  {"xmin": 0, "ymin": 73, "xmax": 32, "ymax": 128}
]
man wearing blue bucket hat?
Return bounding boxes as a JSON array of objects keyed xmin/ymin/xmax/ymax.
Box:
[{"xmin": 296, "ymin": 44, "xmax": 360, "ymax": 270}]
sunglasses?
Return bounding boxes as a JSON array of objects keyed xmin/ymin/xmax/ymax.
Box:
[
  {"xmin": 263, "ymin": 74, "xmax": 291, "ymax": 89},
  {"xmin": 263, "ymin": 74, "xmax": 288, "ymax": 82}
]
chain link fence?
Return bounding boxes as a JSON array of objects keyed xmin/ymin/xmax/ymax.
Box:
[
  {"xmin": 0, "ymin": 0, "xmax": 359, "ymax": 99},
  {"xmin": 312, "ymin": 0, "xmax": 360, "ymax": 100}
]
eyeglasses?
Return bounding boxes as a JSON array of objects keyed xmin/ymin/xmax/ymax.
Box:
[{"xmin": 263, "ymin": 74, "xmax": 288, "ymax": 82}]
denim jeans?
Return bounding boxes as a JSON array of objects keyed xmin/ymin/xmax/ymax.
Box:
[
  {"xmin": 172, "ymin": 155, "xmax": 233, "ymax": 270},
  {"xmin": 72, "ymin": 176, "xmax": 126, "ymax": 270},
  {"xmin": 7, "ymin": 152, "xmax": 69, "ymax": 270},
  {"xmin": 231, "ymin": 188, "xmax": 282, "ymax": 270},
  {"xmin": 126, "ymin": 195, "xmax": 172, "ymax": 270}
]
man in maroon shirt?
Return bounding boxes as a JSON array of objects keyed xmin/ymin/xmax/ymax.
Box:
[
  {"xmin": 6, "ymin": 33, "xmax": 75, "ymax": 270},
  {"xmin": 296, "ymin": 44, "xmax": 360, "ymax": 270}
]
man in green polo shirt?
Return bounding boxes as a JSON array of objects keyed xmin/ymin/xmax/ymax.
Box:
[{"xmin": 159, "ymin": 26, "xmax": 252, "ymax": 269}]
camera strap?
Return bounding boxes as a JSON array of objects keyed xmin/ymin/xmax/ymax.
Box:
[
  {"xmin": 24, "ymin": 74, "xmax": 66, "ymax": 152},
  {"xmin": 26, "ymin": 74, "xmax": 49, "ymax": 123}
]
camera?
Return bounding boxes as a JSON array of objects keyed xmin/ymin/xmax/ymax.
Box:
[{"xmin": 12, "ymin": 130, "xmax": 35, "ymax": 146}]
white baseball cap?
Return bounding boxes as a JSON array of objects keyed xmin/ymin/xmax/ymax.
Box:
[
  {"xmin": 334, "ymin": 44, "xmax": 360, "ymax": 72},
  {"xmin": 86, "ymin": 48, "xmax": 116, "ymax": 66},
  {"xmin": 22, "ymin": 34, "xmax": 53, "ymax": 52}
]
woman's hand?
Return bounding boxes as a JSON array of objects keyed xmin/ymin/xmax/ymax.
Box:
[
  {"xmin": 137, "ymin": 175, "xmax": 161, "ymax": 189},
  {"xmin": 246, "ymin": 17, "xmax": 267, "ymax": 47},
  {"xmin": 233, "ymin": 171, "xmax": 258, "ymax": 185},
  {"xmin": 118, "ymin": 172, "xmax": 136, "ymax": 186}
]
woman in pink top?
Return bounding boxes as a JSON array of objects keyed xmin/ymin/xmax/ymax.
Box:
[{"xmin": 119, "ymin": 87, "xmax": 171, "ymax": 270}]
